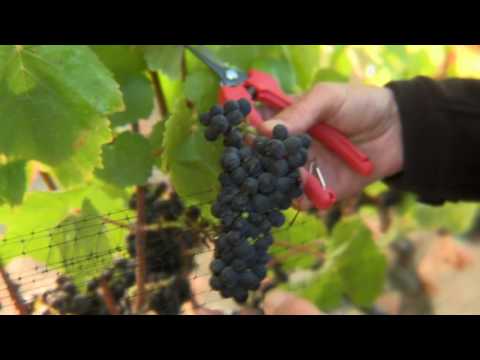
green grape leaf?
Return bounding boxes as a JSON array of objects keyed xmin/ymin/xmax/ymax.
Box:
[
  {"xmin": 215, "ymin": 46, "xmax": 283, "ymax": 70},
  {"xmin": 47, "ymin": 199, "xmax": 126, "ymax": 289},
  {"xmin": 328, "ymin": 217, "xmax": 387, "ymax": 307},
  {"xmin": 273, "ymin": 209, "xmax": 327, "ymax": 245},
  {"xmin": 110, "ymin": 74, "xmax": 154, "ymax": 127},
  {"xmin": 0, "ymin": 188, "xmax": 87, "ymax": 238},
  {"xmin": 95, "ymin": 132, "xmax": 154, "ymax": 188},
  {"xmin": 0, "ymin": 180, "xmax": 130, "ymax": 277},
  {"xmin": 154, "ymin": 72, "xmax": 182, "ymax": 116},
  {"xmin": 184, "ymin": 70, "xmax": 218, "ymax": 113},
  {"xmin": 270, "ymin": 209, "xmax": 326, "ymax": 271},
  {"xmin": 163, "ymin": 100, "xmax": 222, "ymax": 205},
  {"xmin": 0, "ymin": 45, "xmax": 122, "ymax": 186},
  {"xmin": 143, "ymin": 45, "xmax": 184, "ymax": 80},
  {"xmin": 84, "ymin": 178, "xmax": 131, "ymax": 215},
  {"xmin": 52, "ymin": 117, "xmax": 112, "ymax": 187},
  {"xmin": 149, "ymin": 120, "xmax": 167, "ymax": 170},
  {"xmin": 292, "ymin": 216, "xmax": 387, "ymax": 311},
  {"xmin": 90, "ymin": 45, "xmax": 147, "ymax": 78},
  {"xmin": 411, "ymin": 202, "xmax": 479, "ymax": 234},
  {"xmin": 0, "ymin": 160, "xmax": 27, "ymax": 206},
  {"xmin": 313, "ymin": 68, "xmax": 349, "ymax": 83},
  {"xmin": 91, "ymin": 45, "xmax": 154, "ymax": 126},
  {"xmin": 296, "ymin": 266, "xmax": 344, "ymax": 311}
]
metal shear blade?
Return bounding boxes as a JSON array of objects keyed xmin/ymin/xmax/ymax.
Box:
[{"xmin": 184, "ymin": 45, "xmax": 248, "ymax": 87}]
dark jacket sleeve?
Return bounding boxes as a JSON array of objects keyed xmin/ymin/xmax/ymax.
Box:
[{"xmin": 384, "ymin": 76, "xmax": 480, "ymax": 205}]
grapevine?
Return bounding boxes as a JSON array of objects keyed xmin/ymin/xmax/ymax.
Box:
[
  {"xmin": 26, "ymin": 182, "xmax": 213, "ymax": 315},
  {"xmin": 0, "ymin": 45, "xmax": 471, "ymax": 316}
]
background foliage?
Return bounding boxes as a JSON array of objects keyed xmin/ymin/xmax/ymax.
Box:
[{"xmin": 1, "ymin": 45, "xmax": 479, "ymax": 311}]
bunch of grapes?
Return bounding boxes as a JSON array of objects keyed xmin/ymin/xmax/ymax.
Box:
[
  {"xmin": 199, "ymin": 99, "xmax": 311, "ymax": 303},
  {"xmin": 95, "ymin": 258, "xmax": 137, "ymax": 302},
  {"xmin": 127, "ymin": 182, "xmax": 212, "ymax": 276},
  {"xmin": 31, "ymin": 275, "xmax": 108, "ymax": 315},
  {"xmin": 29, "ymin": 182, "xmax": 213, "ymax": 315},
  {"xmin": 129, "ymin": 183, "xmax": 185, "ymax": 223},
  {"xmin": 148, "ymin": 275, "xmax": 192, "ymax": 314}
]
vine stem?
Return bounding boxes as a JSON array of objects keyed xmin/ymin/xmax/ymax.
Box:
[
  {"xmin": 39, "ymin": 171, "xmax": 58, "ymax": 191},
  {"xmin": 133, "ymin": 185, "xmax": 147, "ymax": 313},
  {"xmin": 99, "ymin": 278, "xmax": 120, "ymax": 315},
  {"xmin": 149, "ymin": 71, "xmax": 168, "ymax": 119},
  {"xmin": 130, "ymin": 121, "xmax": 148, "ymax": 313},
  {"xmin": 273, "ymin": 241, "xmax": 324, "ymax": 259},
  {"xmin": 0, "ymin": 265, "xmax": 29, "ymax": 315},
  {"xmin": 181, "ymin": 52, "xmax": 194, "ymax": 109}
]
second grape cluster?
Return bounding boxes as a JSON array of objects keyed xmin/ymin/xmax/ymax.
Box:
[{"xmin": 200, "ymin": 99, "xmax": 311, "ymax": 303}]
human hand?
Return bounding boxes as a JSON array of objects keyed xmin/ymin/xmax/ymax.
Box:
[
  {"xmin": 187, "ymin": 290, "xmax": 322, "ymax": 315},
  {"xmin": 258, "ymin": 82, "xmax": 404, "ymax": 208}
]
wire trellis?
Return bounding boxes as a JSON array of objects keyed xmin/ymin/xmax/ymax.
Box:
[{"xmin": 0, "ymin": 186, "xmax": 325, "ymax": 315}]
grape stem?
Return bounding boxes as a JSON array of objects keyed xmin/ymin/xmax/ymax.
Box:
[
  {"xmin": 99, "ymin": 278, "xmax": 121, "ymax": 315},
  {"xmin": 39, "ymin": 171, "xmax": 58, "ymax": 191},
  {"xmin": 149, "ymin": 71, "xmax": 168, "ymax": 119},
  {"xmin": 181, "ymin": 51, "xmax": 194, "ymax": 109},
  {"xmin": 273, "ymin": 241, "xmax": 324, "ymax": 260},
  {"xmin": 0, "ymin": 265, "xmax": 29, "ymax": 315}
]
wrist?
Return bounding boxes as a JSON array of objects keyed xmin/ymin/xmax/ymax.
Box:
[{"xmin": 379, "ymin": 88, "xmax": 404, "ymax": 179}]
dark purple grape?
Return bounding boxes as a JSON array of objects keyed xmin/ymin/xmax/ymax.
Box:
[
  {"xmin": 224, "ymin": 100, "xmax": 239, "ymax": 114},
  {"xmin": 226, "ymin": 110, "xmax": 244, "ymax": 127},
  {"xmin": 210, "ymin": 104, "xmax": 224, "ymax": 117},
  {"xmin": 199, "ymin": 112, "xmax": 211, "ymax": 126},
  {"xmin": 284, "ymin": 136, "xmax": 302, "ymax": 154},
  {"xmin": 299, "ymin": 134, "xmax": 312, "ymax": 148},
  {"xmin": 204, "ymin": 126, "xmax": 220, "ymax": 142},
  {"xmin": 238, "ymin": 99, "xmax": 252, "ymax": 116},
  {"xmin": 272, "ymin": 124, "xmax": 289, "ymax": 140}
]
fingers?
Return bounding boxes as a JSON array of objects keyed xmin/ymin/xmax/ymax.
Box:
[
  {"xmin": 192, "ymin": 307, "xmax": 225, "ymax": 315},
  {"xmin": 263, "ymin": 290, "xmax": 323, "ymax": 315},
  {"xmin": 258, "ymin": 83, "xmax": 347, "ymax": 137}
]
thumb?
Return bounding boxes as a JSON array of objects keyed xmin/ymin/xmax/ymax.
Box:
[{"xmin": 263, "ymin": 290, "xmax": 323, "ymax": 315}]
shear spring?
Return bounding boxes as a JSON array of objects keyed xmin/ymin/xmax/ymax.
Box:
[{"xmin": 309, "ymin": 159, "xmax": 327, "ymax": 190}]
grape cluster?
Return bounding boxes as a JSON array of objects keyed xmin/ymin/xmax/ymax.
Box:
[
  {"xmin": 34, "ymin": 275, "xmax": 108, "ymax": 315},
  {"xmin": 149, "ymin": 276, "xmax": 192, "ymax": 314},
  {"xmin": 29, "ymin": 183, "xmax": 212, "ymax": 315},
  {"xmin": 127, "ymin": 183, "xmax": 210, "ymax": 276},
  {"xmin": 129, "ymin": 183, "xmax": 185, "ymax": 223},
  {"xmin": 97, "ymin": 258, "xmax": 136, "ymax": 302},
  {"xmin": 199, "ymin": 99, "xmax": 311, "ymax": 303}
]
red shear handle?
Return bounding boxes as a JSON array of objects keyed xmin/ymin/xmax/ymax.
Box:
[
  {"xmin": 245, "ymin": 70, "xmax": 292, "ymax": 109},
  {"xmin": 303, "ymin": 171, "xmax": 336, "ymax": 210},
  {"xmin": 309, "ymin": 124, "xmax": 373, "ymax": 176},
  {"xmin": 246, "ymin": 69, "xmax": 373, "ymax": 177}
]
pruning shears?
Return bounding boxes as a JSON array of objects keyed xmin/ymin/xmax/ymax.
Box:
[{"xmin": 185, "ymin": 45, "xmax": 374, "ymax": 210}]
